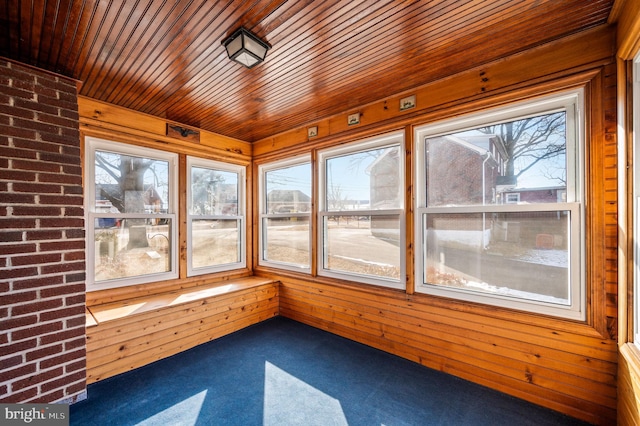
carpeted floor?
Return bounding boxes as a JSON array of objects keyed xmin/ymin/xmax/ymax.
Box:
[{"xmin": 71, "ymin": 317, "xmax": 592, "ymax": 425}]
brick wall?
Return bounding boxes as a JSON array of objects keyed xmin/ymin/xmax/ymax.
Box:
[{"xmin": 0, "ymin": 58, "xmax": 86, "ymax": 404}]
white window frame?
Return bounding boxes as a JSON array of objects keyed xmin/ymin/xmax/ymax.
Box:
[
  {"xmin": 414, "ymin": 90, "xmax": 585, "ymax": 320},
  {"xmin": 187, "ymin": 156, "xmax": 246, "ymax": 276},
  {"xmin": 317, "ymin": 132, "xmax": 405, "ymax": 289},
  {"xmin": 258, "ymin": 155, "xmax": 312, "ymax": 273},
  {"xmin": 505, "ymin": 193, "xmax": 520, "ymax": 204},
  {"xmin": 85, "ymin": 137, "xmax": 178, "ymax": 290}
]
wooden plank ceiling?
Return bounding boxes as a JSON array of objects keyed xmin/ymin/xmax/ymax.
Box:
[{"xmin": 0, "ymin": 0, "xmax": 614, "ymax": 142}]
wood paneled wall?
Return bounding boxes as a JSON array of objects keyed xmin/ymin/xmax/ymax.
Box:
[
  {"xmin": 254, "ymin": 24, "xmax": 619, "ymax": 425},
  {"xmin": 271, "ymin": 276, "xmax": 616, "ymax": 424},
  {"xmin": 86, "ymin": 278, "xmax": 279, "ymax": 383}
]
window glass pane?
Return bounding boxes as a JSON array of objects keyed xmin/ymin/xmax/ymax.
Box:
[
  {"xmin": 190, "ymin": 167, "xmax": 238, "ymax": 216},
  {"xmin": 424, "ymin": 211, "xmax": 570, "ymax": 304},
  {"xmin": 263, "ymin": 217, "xmax": 310, "ymax": 267},
  {"xmin": 323, "ymin": 215, "xmax": 400, "ymax": 280},
  {"xmin": 191, "ymin": 219, "xmax": 240, "ymax": 268},
  {"xmin": 326, "ymin": 146, "xmax": 401, "ymax": 211},
  {"xmin": 265, "ymin": 163, "xmax": 311, "ymax": 213},
  {"xmin": 94, "ymin": 219, "xmax": 173, "ymax": 282},
  {"xmin": 425, "ymin": 111, "xmax": 567, "ymax": 207},
  {"xmin": 95, "ymin": 151, "xmax": 170, "ymax": 214}
]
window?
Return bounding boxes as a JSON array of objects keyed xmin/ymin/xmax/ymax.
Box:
[
  {"xmin": 259, "ymin": 156, "xmax": 312, "ymax": 271},
  {"xmin": 415, "ymin": 91, "xmax": 584, "ymax": 319},
  {"xmin": 86, "ymin": 137, "xmax": 178, "ymax": 290},
  {"xmin": 187, "ymin": 157, "xmax": 245, "ymax": 275},
  {"xmin": 505, "ymin": 193, "xmax": 520, "ymax": 204},
  {"xmin": 318, "ymin": 132, "xmax": 405, "ymax": 289}
]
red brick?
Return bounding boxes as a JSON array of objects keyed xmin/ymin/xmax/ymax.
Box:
[
  {"xmin": 0, "ymin": 218, "xmax": 37, "ymax": 229},
  {"xmin": 14, "ymin": 97, "xmax": 59, "ymax": 116},
  {"xmin": 62, "ymin": 184, "xmax": 83, "ymax": 195},
  {"xmin": 26, "ymin": 344, "xmax": 63, "ymax": 362},
  {"xmin": 2, "ymin": 354, "xmax": 24, "ymax": 368},
  {"xmin": 0, "ymin": 363, "xmax": 36, "ymax": 382},
  {"xmin": 13, "ymin": 117, "xmax": 59, "ymax": 136},
  {"xmin": 64, "ymin": 251, "xmax": 85, "ymax": 261},
  {"xmin": 64, "ymin": 337, "xmax": 86, "ymax": 352},
  {"xmin": 33, "ymin": 83, "xmax": 58, "ymax": 99},
  {"xmin": 13, "ymin": 159, "xmax": 61, "ymax": 173},
  {"xmin": 38, "ymin": 112, "xmax": 77, "ymax": 129},
  {"xmin": 41, "ymin": 262, "xmax": 85, "ymax": 276},
  {"xmin": 12, "ymin": 182, "xmax": 62, "ymax": 194},
  {"xmin": 12, "ymin": 78, "xmax": 35, "ymax": 92},
  {"xmin": 39, "ymin": 194, "xmax": 83, "ymax": 206},
  {"xmin": 64, "ymin": 294, "xmax": 85, "ymax": 306},
  {"xmin": 2, "ymin": 66, "xmax": 36, "ymax": 84},
  {"xmin": 12, "ymin": 366, "xmax": 63, "ymax": 391},
  {"xmin": 39, "ymin": 348, "xmax": 84, "ymax": 368},
  {"xmin": 13, "ymin": 138, "xmax": 61, "ymax": 153},
  {"xmin": 11, "ymin": 299, "xmax": 63, "ymax": 316},
  {"xmin": 12, "ymin": 252, "xmax": 61, "ymax": 266},
  {"xmin": 12, "ymin": 322, "xmax": 63, "ymax": 342},
  {"xmin": 65, "ymin": 359, "xmax": 86, "ymax": 373},
  {"xmin": 0, "ymin": 170, "xmax": 37, "ymax": 181},
  {"xmin": 38, "ymin": 152, "xmax": 79, "ymax": 166},
  {"xmin": 39, "ymin": 172, "xmax": 82, "ymax": 185},
  {"xmin": 25, "ymin": 230, "xmax": 63, "ymax": 241},
  {"xmin": 64, "ymin": 207, "xmax": 84, "ymax": 217},
  {"xmin": 1, "ymin": 290, "xmax": 36, "ymax": 305},
  {"xmin": 61, "ymin": 145, "xmax": 80, "ymax": 157},
  {"xmin": 12, "ymin": 206, "xmax": 62, "ymax": 216},
  {"xmin": 0, "ymin": 386, "xmax": 37, "ymax": 403},
  {"xmin": 64, "ymin": 229, "xmax": 85, "ymax": 239},
  {"xmin": 65, "ymin": 380, "xmax": 86, "ymax": 395},
  {"xmin": 39, "ymin": 131, "xmax": 77, "ymax": 147},
  {"xmin": 62, "ymin": 164, "xmax": 82, "ymax": 176},
  {"xmin": 40, "ymin": 306, "xmax": 84, "ymax": 322},
  {"xmin": 0, "ymin": 145, "xmax": 38, "ymax": 160},
  {"xmin": 40, "ymin": 328, "xmax": 84, "ymax": 346},
  {"xmin": 0, "ymin": 124, "xmax": 37, "ymax": 140},
  {"xmin": 40, "ymin": 240, "xmax": 85, "ymax": 251},
  {"xmin": 0, "ymin": 267, "xmax": 38, "ymax": 279},
  {"xmin": 0, "ymin": 338, "xmax": 36, "ymax": 356},
  {"xmin": 39, "ymin": 283, "xmax": 84, "ymax": 298},
  {"xmin": 60, "ymin": 108, "xmax": 79, "ymax": 121},
  {"xmin": 39, "ymin": 218, "xmax": 82, "ymax": 228},
  {"xmin": 0, "ymin": 231, "xmax": 24, "ymax": 242},
  {"xmin": 1, "ymin": 314, "xmax": 38, "ymax": 330},
  {"xmin": 0, "ymin": 243, "xmax": 36, "ymax": 255},
  {"xmin": 65, "ymin": 315, "xmax": 86, "ymax": 328},
  {"xmin": 37, "ymin": 94, "xmax": 76, "ymax": 111},
  {"xmin": 42, "ymin": 371, "xmax": 84, "ymax": 393},
  {"xmin": 13, "ymin": 275, "xmax": 63, "ymax": 290},
  {"xmin": 29, "ymin": 389, "xmax": 63, "ymax": 404},
  {"xmin": 0, "ymin": 104, "xmax": 35, "ymax": 119},
  {"xmin": 64, "ymin": 272, "xmax": 86, "ymax": 285},
  {"xmin": 1, "ymin": 193, "xmax": 35, "ymax": 204},
  {"xmin": 1, "ymin": 85, "xmax": 36, "ymax": 101}
]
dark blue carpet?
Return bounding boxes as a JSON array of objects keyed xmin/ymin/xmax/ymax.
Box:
[{"xmin": 71, "ymin": 317, "xmax": 592, "ymax": 425}]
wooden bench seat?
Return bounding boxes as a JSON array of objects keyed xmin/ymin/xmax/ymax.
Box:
[{"xmin": 86, "ymin": 277, "xmax": 279, "ymax": 383}]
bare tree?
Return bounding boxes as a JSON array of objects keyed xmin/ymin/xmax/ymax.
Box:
[
  {"xmin": 95, "ymin": 153, "xmax": 154, "ymax": 213},
  {"xmin": 479, "ymin": 111, "xmax": 566, "ymax": 183}
]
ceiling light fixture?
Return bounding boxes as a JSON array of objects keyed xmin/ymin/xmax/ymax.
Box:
[{"xmin": 222, "ymin": 28, "xmax": 270, "ymax": 69}]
